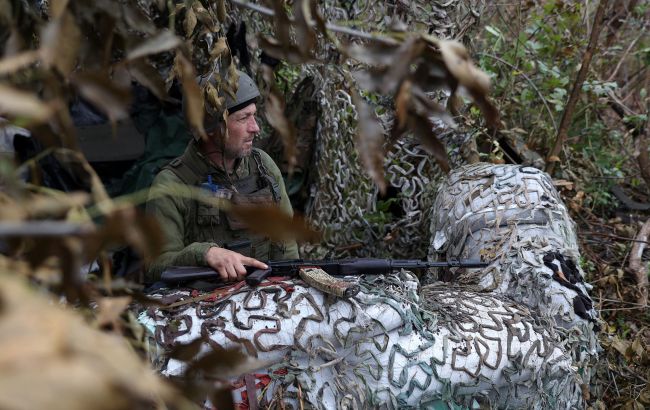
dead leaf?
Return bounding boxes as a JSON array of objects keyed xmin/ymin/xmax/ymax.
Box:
[
  {"xmin": 0, "ymin": 84, "xmax": 54, "ymax": 123},
  {"xmin": 437, "ymin": 40, "xmax": 499, "ymax": 129},
  {"xmin": 24, "ymin": 192, "xmax": 90, "ymax": 220},
  {"xmin": 610, "ymin": 336, "xmax": 631, "ymax": 357},
  {"xmin": 96, "ymin": 296, "xmax": 132, "ymax": 329},
  {"xmin": 391, "ymin": 81, "xmax": 450, "ymax": 172},
  {"xmin": 547, "ymin": 155, "xmax": 561, "ymax": 162},
  {"xmin": 85, "ymin": 208, "xmax": 164, "ymax": 264},
  {"xmin": 229, "ymin": 204, "xmax": 320, "ymax": 243},
  {"xmin": 121, "ymin": 2, "xmax": 156, "ymax": 35},
  {"xmin": 48, "ymin": 0, "xmax": 70, "ymax": 19},
  {"xmin": 48, "ymin": 102, "xmax": 79, "ymax": 149},
  {"xmin": 169, "ymin": 338, "xmax": 205, "ymax": 362},
  {"xmin": 0, "ymin": 50, "xmax": 39, "ymax": 76},
  {"xmin": 210, "ymin": 37, "xmax": 228, "ymax": 58},
  {"xmin": 351, "ymin": 91, "xmax": 387, "ymax": 194},
  {"xmin": 126, "ymin": 30, "xmax": 182, "ymax": 61},
  {"xmin": 393, "ymin": 80, "xmax": 412, "ymax": 135},
  {"xmin": 0, "ymin": 273, "xmax": 175, "ymax": 410},
  {"xmin": 184, "ymin": 7, "xmax": 197, "ymax": 37},
  {"xmin": 188, "ymin": 346, "xmax": 270, "ymax": 378},
  {"xmin": 175, "ymin": 53, "xmax": 205, "ymax": 139},
  {"xmin": 258, "ymin": 36, "xmax": 313, "ymax": 65},
  {"xmin": 346, "ymin": 39, "xmax": 402, "ymax": 67},
  {"xmin": 293, "ymin": 0, "xmax": 317, "ymax": 56},
  {"xmin": 51, "ymin": 149, "xmax": 111, "ymax": 207},
  {"xmin": 350, "ymin": 37, "xmax": 424, "ymax": 95},
  {"xmin": 205, "ymin": 82, "xmax": 225, "ymax": 115},
  {"xmin": 193, "ymin": 5, "xmax": 214, "ymax": 29},
  {"xmin": 438, "ymin": 40, "xmax": 490, "ymax": 95},
  {"xmin": 40, "ymin": 10, "xmax": 81, "ymax": 76},
  {"xmin": 408, "ymin": 111, "xmax": 450, "ymax": 173},
  {"xmin": 268, "ymin": 0, "xmax": 292, "ymax": 47},
  {"xmin": 72, "ymin": 71, "xmax": 131, "ymax": 123},
  {"xmin": 127, "ymin": 59, "xmax": 167, "ymax": 101},
  {"xmin": 263, "ymin": 68, "xmax": 297, "ymax": 175}
]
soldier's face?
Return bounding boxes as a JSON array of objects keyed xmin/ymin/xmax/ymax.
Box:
[{"xmin": 223, "ymin": 103, "xmax": 260, "ymax": 159}]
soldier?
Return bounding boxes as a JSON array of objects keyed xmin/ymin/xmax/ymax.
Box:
[{"xmin": 145, "ymin": 70, "xmax": 299, "ymax": 283}]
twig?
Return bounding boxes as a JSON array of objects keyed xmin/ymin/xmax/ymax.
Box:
[
  {"xmin": 593, "ymin": 297, "xmax": 649, "ymax": 308},
  {"xmin": 583, "ymin": 231, "xmax": 650, "ymax": 245},
  {"xmin": 297, "ymin": 383, "xmax": 304, "ymax": 410},
  {"xmin": 606, "ymin": 32, "xmax": 643, "ymax": 82},
  {"xmin": 636, "ymin": 132, "xmax": 650, "ymax": 192},
  {"xmin": 229, "ymin": 0, "xmax": 398, "ymax": 43},
  {"xmin": 546, "ymin": 0, "xmax": 610, "ymax": 175},
  {"xmin": 629, "ymin": 219, "xmax": 650, "ymax": 306},
  {"xmin": 479, "ymin": 53, "xmax": 558, "ymax": 132}
]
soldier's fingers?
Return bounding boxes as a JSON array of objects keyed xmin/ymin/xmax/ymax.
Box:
[
  {"xmin": 234, "ymin": 262, "xmax": 247, "ymax": 276},
  {"xmin": 241, "ymin": 256, "xmax": 268, "ymax": 269},
  {"xmin": 216, "ymin": 266, "xmax": 229, "ymax": 281},
  {"xmin": 224, "ymin": 264, "xmax": 239, "ymax": 281}
]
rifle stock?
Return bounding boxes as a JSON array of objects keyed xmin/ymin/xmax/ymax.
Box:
[{"xmin": 160, "ymin": 258, "xmax": 489, "ymax": 286}]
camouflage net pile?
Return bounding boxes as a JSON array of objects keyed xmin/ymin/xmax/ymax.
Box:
[
  {"xmin": 429, "ymin": 163, "xmax": 601, "ymax": 392},
  {"xmin": 141, "ymin": 270, "xmax": 583, "ymax": 409}
]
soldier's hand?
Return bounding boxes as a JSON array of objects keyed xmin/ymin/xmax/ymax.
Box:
[{"xmin": 205, "ymin": 247, "xmax": 268, "ymax": 282}]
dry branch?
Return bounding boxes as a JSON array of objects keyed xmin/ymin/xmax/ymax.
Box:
[
  {"xmin": 546, "ymin": 0, "xmax": 609, "ymax": 175},
  {"xmin": 629, "ymin": 219, "xmax": 650, "ymax": 307},
  {"xmin": 636, "ymin": 133, "xmax": 650, "ymax": 192}
]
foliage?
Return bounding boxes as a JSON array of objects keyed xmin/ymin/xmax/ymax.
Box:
[
  {"xmin": 473, "ymin": 0, "xmax": 648, "ymax": 211},
  {"xmin": 472, "ymin": 1, "xmax": 649, "ymax": 408}
]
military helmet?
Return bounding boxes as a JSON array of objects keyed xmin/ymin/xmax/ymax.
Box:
[{"xmin": 186, "ymin": 69, "xmax": 260, "ymax": 134}]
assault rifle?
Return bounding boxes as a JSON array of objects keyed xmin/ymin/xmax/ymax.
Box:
[{"xmin": 161, "ymin": 258, "xmax": 488, "ymax": 287}]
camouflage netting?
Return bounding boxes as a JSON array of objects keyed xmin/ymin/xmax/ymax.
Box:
[
  {"xmin": 141, "ymin": 271, "xmax": 583, "ymax": 409},
  {"xmin": 301, "ymin": 72, "xmax": 478, "ymax": 259},
  {"xmin": 429, "ymin": 163, "xmax": 601, "ymax": 392},
  {"xmin": 232, "ymin": 0, "xmax": 486, "ymax": 259},
  {"xmin": 300, "ymin": 0, "xmax": 485, "ymax": 259}
]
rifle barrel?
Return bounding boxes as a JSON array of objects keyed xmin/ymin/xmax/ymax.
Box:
[{"xmin": 160, "ymin": 258, "xmax": 488, "ymax": 285}]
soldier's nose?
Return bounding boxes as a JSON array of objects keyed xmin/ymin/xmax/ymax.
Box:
[{"xmin": 250, "ymin": 117, "xmax": 260, "ymax": 133}]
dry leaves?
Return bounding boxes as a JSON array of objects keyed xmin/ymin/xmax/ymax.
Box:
[
  {"xmin": 0, "ymin": 84, "xmax": 54, "ymax": 123},
  {"xmin": 126, "ymin": 30, "xmax": 182, "ymax": 61},
  {"xmin": 230, "ymin": 204, "xmax": 320, "ymax": 243},
  {"xmin": 40, "ymin": 11, "xmax": 81, "ymax": 76},
  {"xmin": 127, "ymin": 59, "xmax": 168, "ymax": 101},
  {"xmin": 262, "ymin": 66, "xmax": 298, "ymax": 175},
  {"xmin": 345, "ymin": 34, "xmax": 495, "ymax": 182},
  {"xmin": 351, "ymin": 91, "xmax": 387, "ymax": 193},
  {"xmin": 0, "ymin": 273, "xmax": 175, "ymax": 410},
  {"xmin": 175, "ymin": 53, "xmax": 206, "ymax": 139},
  {"xmin": 72, "ymin": 72, "xmax": 131, "ymax": 124}
]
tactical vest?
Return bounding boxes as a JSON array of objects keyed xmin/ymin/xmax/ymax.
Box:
[{"xmin": 163, "ymin": 147, "xmax": 282, "ymax": 259}]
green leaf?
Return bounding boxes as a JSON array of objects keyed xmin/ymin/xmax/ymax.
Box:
[{"xmin": 484, "ymin": 25, "xmax": 502, "ymax": 38}]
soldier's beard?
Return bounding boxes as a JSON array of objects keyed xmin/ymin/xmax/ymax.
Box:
[{"xmin": 224, "ymin": 143, "xmax": 253, "ymax": 159}]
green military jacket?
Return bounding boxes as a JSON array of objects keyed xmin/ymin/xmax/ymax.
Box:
[{"xmin": 145, "ymin": 141, "xmax": 299, "ymax": 281}]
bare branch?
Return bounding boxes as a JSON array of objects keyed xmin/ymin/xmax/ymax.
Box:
[
  {"xmin": 629, "ymin": 219, "xmax": 650, "ymax": 307},
  {"xmin": 546, "ymin": 0, "xmax": 610, "ymax": 175}
]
